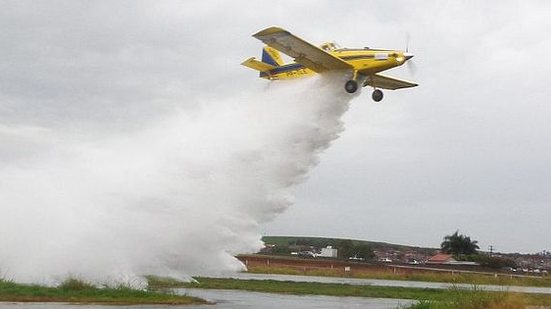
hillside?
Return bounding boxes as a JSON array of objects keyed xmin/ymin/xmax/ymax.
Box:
[{"xmin": 262, "ymin": 235, "xmax": 438, "ymax": 257}]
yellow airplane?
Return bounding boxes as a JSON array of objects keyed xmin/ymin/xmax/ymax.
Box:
[{"xmin": 242, "ymin": 26, "xmax": 417, "ymax": 102}]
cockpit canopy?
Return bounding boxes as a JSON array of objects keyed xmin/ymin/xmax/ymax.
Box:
[{"xmin": 319, "ymin": 42, "xmax": 341, "ymax": 51}]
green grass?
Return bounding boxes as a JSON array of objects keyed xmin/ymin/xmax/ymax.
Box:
[
  {"xmin": 0, "ymin": 278, "xmax": 205, "ymax": 305},
  {"xmin": 163, "ymin": 277, "xmax": 551, "ymax": 307},
  {"xmin": 403, "ymin": 286, "xmax": 532, "ymax": 309},
  {"xmin": 146, "ymin": 275, "xmax": 196, "ymax": 288}
]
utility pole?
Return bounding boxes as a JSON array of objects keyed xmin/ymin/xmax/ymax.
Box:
[{"xmin": 488, "ymin": 245, "xmax": 494, "ymax": 256}]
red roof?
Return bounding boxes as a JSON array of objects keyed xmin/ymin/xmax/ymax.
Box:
[{"xmin": 427, "ymin": 253, "xmax": 456, "ymax": 263}]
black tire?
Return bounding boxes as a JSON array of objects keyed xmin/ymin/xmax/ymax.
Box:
[
  {"xmin": 344, "ymin": 80, "xmax": 358, "ymax": 93},
  {"xmin": 372, "ymin": 89, "xmax": 383, "ymax": 102}
]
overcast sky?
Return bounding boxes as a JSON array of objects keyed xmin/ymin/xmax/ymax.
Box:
[{"xmin": 2, "ymin": 1, "xmax": 550, "ymax": 254}]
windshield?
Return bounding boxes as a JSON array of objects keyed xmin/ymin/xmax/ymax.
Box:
[{"xmin": 320, "ymin": 42, "xmax": 341, "ymax": 51}]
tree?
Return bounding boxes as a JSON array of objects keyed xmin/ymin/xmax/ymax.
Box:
[
  {"xmin": 336, "ymin": 240, "xmax": 375, "ymax": 260},
  {"xmin": 353, "ymin": 244, "xmax": 375, "ymax": 260},
  {"xmin": 466, "ymin": 254, "xmax": 517, "ymax": 269},
  {"xmin": 337, "ymin": 239, "xmax": 355, "ymax": 260},
  {"xmin": 440, "ymin": 231, "xmax": 480, "ymax": 257}
]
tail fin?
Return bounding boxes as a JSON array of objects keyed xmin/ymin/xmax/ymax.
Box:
[
  {"xmin": 261, "ymin": 46, "xmax": 284, "ymax": 66},
  {"xmin": 241, "ymin": 46, "xmax": 285, "ymax": 79}
]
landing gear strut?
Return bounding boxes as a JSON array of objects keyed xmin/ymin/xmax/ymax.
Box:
[
  {"xmin": 344, "ymin": 80, "xmax": 358, "ymax": 93},
  {"xmin": 372, "ymin": 89, "xmax": 383, "ymax": 102}
]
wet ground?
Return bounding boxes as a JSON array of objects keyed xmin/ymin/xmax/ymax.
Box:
[
  {"xmin": 178, "ymin": 288, "xmax": 415, "ymax": 308},
  {"xmin": 227, "ymin": 272, "xmax": 551, "ymax": 294},
  {"xmin": 0, "ymin": 288, "xmax": 415, "ymax": 309},
  {"xmin": 1, "ymin": 273, "xmax": 550, "ymax": 308}
]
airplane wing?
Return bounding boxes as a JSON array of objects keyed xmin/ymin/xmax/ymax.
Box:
[
  {"xmin": 253, "ymin": 26, "xmax": 353, "ymax": 73},
  {"xmin": 363, "ymin": 73, "xmax": 418, "ymax": 90}
]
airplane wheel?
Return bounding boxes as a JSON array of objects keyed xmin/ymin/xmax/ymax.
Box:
[
  {"xmin": 344, "ymin": 80, "xmax": 358, "ymax": 93},
  {"xmin": 372, "ymin": 89, "xmax": 383, "ymax": 102}
]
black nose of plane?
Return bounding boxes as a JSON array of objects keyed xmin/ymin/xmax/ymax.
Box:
[{"xmin": 404, "ymin": 52, "xmax": 414, "ymax": 61}]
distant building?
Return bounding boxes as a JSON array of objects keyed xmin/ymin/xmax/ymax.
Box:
[
  {"xmin": 426, "ymin": 253, "xmax": 456, "ymax": 264},
  {"xmin": 318, "ymin": 246, "xmax": 338, "ymax": 258},
  {"xmin": 426, "ymin": 253, "xmax": 479, "ymax": 266}
]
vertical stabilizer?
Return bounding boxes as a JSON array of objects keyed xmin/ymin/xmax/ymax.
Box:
[{"xmin": 262, "ymin": 46, "xmax": 284, "ymax": 66}]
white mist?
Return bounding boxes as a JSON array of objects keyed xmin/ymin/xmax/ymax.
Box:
[{"xmin": 0, "ymin": 74, "xmax": 357, "ymax": 286}]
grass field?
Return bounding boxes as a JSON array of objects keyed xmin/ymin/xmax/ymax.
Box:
[
  {"xmin": 239, "ymin": 252, "xmax": 551, "ymax": 288},
  {"xmin": 3, "ymin": 272, "xmax": 547, "ymax": 307},
  {"xmin": 0, "ymin": 278, "xmax": 205, "ymax": 305},
  {"xmin": 247, "ymin": 264, "xmax": 551, "ymax": 288},
  {"xmin": 152, "ymin": 277, "xmax": 551, "ymax": 308}
]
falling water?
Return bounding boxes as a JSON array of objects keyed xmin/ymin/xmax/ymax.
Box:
[{"xmin": 0, "ymin": 73, "xmax": 357, "ymax": 286}]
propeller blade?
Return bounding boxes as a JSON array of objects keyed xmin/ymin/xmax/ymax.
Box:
[
  {"xmin": 404, "ymin": 33, "xmax": 415, "ymax": 75},
  {"xmin": 407, "ymin": 60, "xmax": 417, "ymax": 76}
]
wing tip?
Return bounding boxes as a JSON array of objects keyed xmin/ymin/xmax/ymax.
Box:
[
  {"xmin": 240, "ymin": 57, "xmax": 256, "ymax": 66},
  {"xmin": 252, "ymin": 26, "xmax": 289, "ymax": 38}
]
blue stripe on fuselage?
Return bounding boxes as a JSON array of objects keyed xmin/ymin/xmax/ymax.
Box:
[
  {"xmin": 268, "ymin": 63, "xmax": 304, "ymax": 74},
  {"xmin": 260, "ymin": 63, "xmax": 306, "ymax": 78}
]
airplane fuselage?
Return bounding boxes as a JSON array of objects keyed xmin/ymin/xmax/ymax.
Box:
[{"xmin": 260, "ymin": 48, "xmax": 409, "ymax": 80}]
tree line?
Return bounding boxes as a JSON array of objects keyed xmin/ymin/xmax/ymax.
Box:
[
  {"xmin": 441, "ymin": 230, "xmax": 516, "ymax": 269},
  {"xmin": 266, "ymin": 232, "xmax": 516, "ymax": 268}
]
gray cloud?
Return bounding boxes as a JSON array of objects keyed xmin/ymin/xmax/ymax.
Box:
[{"xmin": 1, "ymin": 0, "xmax": 550, "ymax": 255}]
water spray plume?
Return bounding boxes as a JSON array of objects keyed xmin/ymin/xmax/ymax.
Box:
[{"xmin": 0, "ymin": 74, "xmax": 357, "ymax": 286}]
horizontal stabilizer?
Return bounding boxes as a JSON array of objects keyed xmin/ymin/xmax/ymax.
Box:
[{"xmin": 241, "ymin": 57, "xmax": 276, "ymax": 72}]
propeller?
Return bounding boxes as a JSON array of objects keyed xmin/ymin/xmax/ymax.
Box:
[
  {"xmin": 404, "ymin": 32, "xmax": 417, "ymax": 76},
  {"xmin": 406, "ymin": 57, "xmax": 417, "ymax": 75}
]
